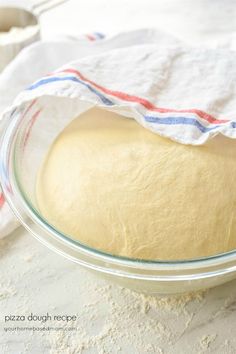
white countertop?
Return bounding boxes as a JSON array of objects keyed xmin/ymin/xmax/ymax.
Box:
[{"xmin": 1, "ymin": 1, "xmax": 236, "ymax": 353}]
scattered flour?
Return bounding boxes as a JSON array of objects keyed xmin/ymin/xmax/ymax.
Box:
[
  {"xmin": 46, "ymin": 284, "xmax": 208, "ymax": 354},
  {"xmin": 0, "ymin": 282, "xmax": 17, "ymax": 301},
  {"xmin": 199, "ymin": 334, "xmax": 217, "ymax": 351},
  {"xmin": 0, "ymin": 232, "xmax": 234, "ymax": 354}
]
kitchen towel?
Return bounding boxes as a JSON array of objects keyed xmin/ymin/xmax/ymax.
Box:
[{"xmin": 1, "ymin": 28, "xmax": 236, "ymax": 238}]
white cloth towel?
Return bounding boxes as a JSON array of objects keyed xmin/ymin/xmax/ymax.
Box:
[{"xmin": 1, "ymin": 28, "xmax": 236, "ymax": 238}]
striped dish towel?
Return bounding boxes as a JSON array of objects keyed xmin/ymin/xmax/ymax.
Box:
[{"xmin": 1, "ymin": 28, "xmax": 236, "ymax": 238}]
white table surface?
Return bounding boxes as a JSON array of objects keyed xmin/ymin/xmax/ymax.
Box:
[{"xmin": 1, "ymin": 1, "xmax": 236, "ymax": 353}]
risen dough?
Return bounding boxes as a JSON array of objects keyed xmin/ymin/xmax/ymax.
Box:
[{"xmin": 36, "ymin": 108, "xmax": 236, "ymax": 260}]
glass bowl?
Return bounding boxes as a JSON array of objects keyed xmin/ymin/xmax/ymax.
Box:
[{"xmin": 1, "ymin": 103, "xmax": 236, "ymax": 295}]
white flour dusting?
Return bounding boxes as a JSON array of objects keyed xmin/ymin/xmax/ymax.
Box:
[
  {"xmin": 46, "ymin": 284, "xmax": 207, "ymax": 354},
  {"xmin": 199, "ymin": 334, "xmax": 217, "ymax": 351},
  {"xmin": 0, "ymin": 231, "xmax": 235, "ymax": 354}
]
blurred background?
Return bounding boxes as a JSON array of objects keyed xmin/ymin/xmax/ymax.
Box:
[
  {"xmin": 1, "ymin": 0, "xmax": 236, "ymax": 73},
  {"xmin": 1, "ymin": 0, "xmax": 236, "ymax": 45}
]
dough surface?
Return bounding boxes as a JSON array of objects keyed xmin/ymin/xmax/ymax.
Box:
[{"xmin": 36, "ymin": 108, "xmax": 236, "ymax": 260}]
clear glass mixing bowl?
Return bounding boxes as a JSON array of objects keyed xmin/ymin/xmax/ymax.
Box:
[{"xmin": 1, "ymin": 102, "xmax": 236, "ymax": 295}]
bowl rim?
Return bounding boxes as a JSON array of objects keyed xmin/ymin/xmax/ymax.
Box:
[{"xmin": 2, "ymin": 110, "xmax": 236, "ymax": 277}]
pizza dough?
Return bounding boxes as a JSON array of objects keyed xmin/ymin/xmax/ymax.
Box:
[{"xmin": 36, "ymin": 107, "xmax": 236, "ymax": 260}]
